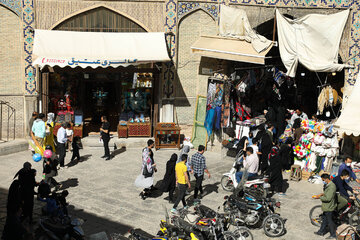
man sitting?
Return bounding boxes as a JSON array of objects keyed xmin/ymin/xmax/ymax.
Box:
[
  {"xmin": 235, "ymin": 147, "xmax": 259, "ymax": 183},
  {"xmin": 338, "ymin": 156, "xmax": 360, "ymax": 184},
  {"xmin": 333, "ymin": 169, "xmax": 358, "ymax": 201}
]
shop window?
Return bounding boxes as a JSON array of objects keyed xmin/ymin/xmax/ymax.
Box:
[{"xmin": 54, "ymin": 7, "xmax": 146, "ymax": 32}]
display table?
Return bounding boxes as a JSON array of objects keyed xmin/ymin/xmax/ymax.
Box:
[
  {"xmin": 53, "ymin": 123, "xmax": 83, "ymax": 138},
  {"xmin": 117, "ymin": 125, "xmax": 128, "ymax": 138},
  {"xmin": 127, "ymin": 122, "xmax": 151, "ymax": 137},
  {"xmin": 155, "ymin": 123, "xmax": 181, "ymax": 149}
]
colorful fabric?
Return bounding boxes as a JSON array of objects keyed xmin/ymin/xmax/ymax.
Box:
[{"xmin": 204, "ymin": 108, "xmax": 215, "ymax": 136}]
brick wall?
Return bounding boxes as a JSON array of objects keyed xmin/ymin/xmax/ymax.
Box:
[
  {"xmin": 0, "ymin": 96, "xmax": 24, "ymax": 139},
  {"xmin": 0, "ymin": 6, "xmax": 25, "ymax": 139},
  {"xmin": 176, "ymin": 10, "xmax": 217, "ymax": 125}
]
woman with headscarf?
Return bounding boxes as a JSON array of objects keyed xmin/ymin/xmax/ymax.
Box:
[
  {"xmin": 160, "ymin": 153, "xmax": 177, "ymax": 203},
  {"xmin": 44, "ymin": 113, "xmax": 56, "ymax": 152},
  {"xmin": 268, "ymin": 146, "xmax": 285, "ymax": 196},
  {"xmin": 293, "ymin": 118, "xmax": 303, "ymax": 145},
  {"xmin": 14, "ymin": 162, "xmax": 37, "ymax": 223},
  {"xmin": 135, "ymin": 139, "xmax": 156, "ymax": 200},
  {"xmin": 279, "ymin": 137, "xmax": 294, "ymax": 170},
  {"xmin": 255, "ymin": 124, "xmax": 273, "ymax": 174}
]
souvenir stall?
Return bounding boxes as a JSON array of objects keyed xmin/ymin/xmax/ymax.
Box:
[
  {"xmin": 117, "ymin": 73, "xmax": 153, "ymax": 138},
  {"xmin": 292, "ymin": 119, "xmax": 339, "ymax": 176}
]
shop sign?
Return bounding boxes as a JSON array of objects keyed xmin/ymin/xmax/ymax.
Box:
[{"xmin": 40, "ymin": 57, "xmax": 138, "ymax": 67}]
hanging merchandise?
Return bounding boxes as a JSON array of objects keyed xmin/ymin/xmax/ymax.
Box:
[
  {"xmin": 317, "ymin": 86, "xmax": 342, "ymax": 114},
  {"xmin": 273, "ymin": 68, "xmax": 285, "ymax": 87}
]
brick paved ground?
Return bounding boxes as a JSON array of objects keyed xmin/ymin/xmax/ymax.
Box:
[{"xmin": 0, "ymin": 145, "xmax": 326, "ymax": 239}]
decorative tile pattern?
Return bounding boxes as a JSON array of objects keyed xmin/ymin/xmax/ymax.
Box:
[
  {"xmin": 164, "ymin": 0, "xmax": 177, "ymax": 98},
  {"xmin": 0, "ymin": 0, "xmax": 21, "ymax": 16},
  {"xmin": 22, "ymin": 0, "xmax": 36, "ymax": 95},
  {"xmin": 178, "ymin": 2, "xmax": 218, "ymax": 20}
]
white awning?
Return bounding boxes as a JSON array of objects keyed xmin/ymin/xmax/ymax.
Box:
[
  {"xmin": 191, "ymin": 35, "xmax": 273, "ymax": 65},
  {"xmin": 32, "ymin": 29, "xmax": 170, "ymax": 68},
  {"xmin": 334, "ymin": 74, "xmax": 360, "ymax": 137}
]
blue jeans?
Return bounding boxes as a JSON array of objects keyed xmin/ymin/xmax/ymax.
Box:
[{"xmin": 236, "ymin": 172, "xmax": 257, "ymax": 183}]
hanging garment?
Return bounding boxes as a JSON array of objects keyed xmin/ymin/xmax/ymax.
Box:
[
  {"xmin": 204, "ymin": 108, "xmax": 215, "ymax": 136},
  {"xmin": 276, "ymin": 9, "xmax": 350, "ymax": 77},
  {"xmin": 273, "ymin": 68, "xmax": 285, "ymax": 87},
  {"xmin": 214, "ymin": 106, "xmax": 222, "ymax": 130},
  {"xmin": 219, "ymin": 5, "xmax": 272, "ymax": 53},
  {"xmin": 207, "ymin": 82, "xmax": 217, "ymax": 106},
  {"xmin": 222, "ymin": 103, "xmax": 230, "ymax": 128}
]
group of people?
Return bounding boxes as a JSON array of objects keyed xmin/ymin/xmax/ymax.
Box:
[
  {"xmin": 315, "ymin": 157, "xmax": 360, "ymax": 239},
  {"xmin": 135, "ymin": 140, "xmax": 211, "ymax": 213}
]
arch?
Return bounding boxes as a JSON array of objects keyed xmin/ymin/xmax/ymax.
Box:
[
  {"xmin": 178, "ymin": 7, "xmax": 216, "ymax": 24},
  {"xmin": 50, "ymin": 4, "xmax": 150, "ymax": 32},
  {"xmin": 0, "ymin": 1, "xmax": 21, "ymax": 17}
]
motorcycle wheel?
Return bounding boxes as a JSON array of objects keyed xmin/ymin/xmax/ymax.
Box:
[
  {"xmin": 349, "ymin": 210, "xmax": 360, "ymax": 226},
  {"xmin": 218, "ymin": 231, "xmax": 237, "ymax": 240},
  {"xmin": 309, "ymin": 205, "xmax": 322, "ymax": 227},
  {"xmin": 221, "ymin": 175, "xmax": 235, "ymax": 192},
  {"xmin": 262, "ymin": 214, "xmax": 285, "ymax": 238},
  {"xmin": 233, "ymin": 226, "xmax": 254, "ymax": 240}
]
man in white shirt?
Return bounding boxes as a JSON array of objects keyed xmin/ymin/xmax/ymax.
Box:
[
  {"xmin": 57, "ymin": 123, "xmax": 68, "ymax": 167},
  {"xmin": 290, "ymin": 109, "xmax": 308, "ymax": 126},
  {"xmin": 236, "ymin": 147, "xmax": 259, "ymax": 183}
]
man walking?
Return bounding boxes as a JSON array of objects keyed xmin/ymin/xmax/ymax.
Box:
[
  {"xmin": 171, "ymin": 154, "xmax": 190, "ymax": 213},
  {"xmin": 314, "ymin": 174, "xmax": 337, "ymax": 239},
  {"xmin": 191, "ymin": 145, "xmax": 211, "ymax": 201},
  {"xmin": 100, "ymin": 116, "xmax": 111, "ymax": 160},
  {"xmin": 57, "ymin": 123, "xmax": 68, "ymax": 167}
]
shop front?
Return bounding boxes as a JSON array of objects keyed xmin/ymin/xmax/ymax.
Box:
[{"xmin": 32, "ymin": 29, "xmax": 170, "ymax": 137}]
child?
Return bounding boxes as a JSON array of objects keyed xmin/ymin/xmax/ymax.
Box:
[
  {"xmin": 66, "ymin": 122, "xmax": 73, "ymax": 151},
  {"xmin": 71, "ymin": 136, "xmax": 81, "ymax": 162}
]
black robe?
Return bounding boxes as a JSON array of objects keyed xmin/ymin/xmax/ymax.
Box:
[
  {"xmin": 160, "ymin": 154, "xmax": 177, "ymax": 192},
  {"xmin": 268, "ymin": 152, "xmax": 283, "ymax": 189},
  {"xmin": 279, "ymin": 144, "xmax": 293, "ymax": 170}
]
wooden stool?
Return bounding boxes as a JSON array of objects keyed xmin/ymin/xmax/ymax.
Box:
[{"xmin": 290, "ymin": 165, "xmax": 302, "ymax": 181}]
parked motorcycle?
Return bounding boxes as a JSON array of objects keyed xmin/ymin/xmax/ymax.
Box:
[
  {"xmin": 223, "ymin": 192, "xmax": 285, "ymax": 238},
  {"xmin": 35, "ymin": 216, "xmax": 85, "ymax": 240},
  {"xmin": 221, "ymin": 158, "xmax": 270, "ymax": 198}
]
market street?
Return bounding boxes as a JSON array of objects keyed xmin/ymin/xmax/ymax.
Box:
[{"xmin": 0, "ymin": 146, "xmax": 324, "ymax": 239}]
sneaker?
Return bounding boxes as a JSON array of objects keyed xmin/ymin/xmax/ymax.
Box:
[
  {"xmin": 183, "ymin": 206, "xmax": 189, "ymax": 210},
  {"xmin": 170, "ymin": 208, "xmax": 178, "ymax": 214},
  {"xmin": 278, "ymin": 193, "xmax": 286, "ymax": 196}
]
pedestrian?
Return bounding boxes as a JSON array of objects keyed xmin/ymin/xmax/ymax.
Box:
[
  {"xmin": 268, "ymin": 146, "xmax": 285, "ymax": 196},
  {"xmin": 66, "ymin": 122, "xmax": 73, "ymax": 152},
  {"xmin": 190, "ymin": 145, "xmax": 211, "ymax": 201},
  {"xmin": 160, "ymin": 153, "xmax": 177, "ymax": 203},
  {"xmin": 71, "ymin": 136, "xmax": 81, "ymax": 162},
  {"xmin": 255, "ymin": 124, "xmax": 272, "ymax": 174},
  {"xmin": 178, "ymin": 145, "xmax": 191, "ymax": 180},
  {"xmin": 28, "ymin": 111, "xmax": 38, "ymax": 137},
  {"xmin": 13, "ymin": 162, "xmax": 37, "ymax": 224},
  {"xmin": 57, "ymin": 122, "xmax": 68, "ymax": 167},
  {"xmin": 44, "ymin": 112, "xmax": 56, "ymax": 152},
  {"xmin": 279, "ymin": 137, "xmax": 294, "ymax": 170},
  {"xmin": 43, "ymin": 158, "xmax": 61, "ymax": 189},
  {"xmin": 314, "ymin": 173, "xmax": 337, "ymax": 239},
  {"xmin": 135, "ymin": 139, "xmax": 156, "ymax": 200},
  {"xmin": 290, "ymin": 108, "xmax": 308, "ymax": 126},
  {"xmin": 100, "ymin": 116, "xmax": 111, "ymax": 160},
  {"xmin": 171, "ymin": 154, "xmax": 191, "ymax": 213},
  {"xmin": 32, "ymin": 113, "xmax": 46, "ymax": 148},
  {"xmin": 338, "ymin": 156, "xmax": 360, "ymax": 184},
  {"xmin": 293, "ymin": 118, "xmax": 303, "ymax": 145}
]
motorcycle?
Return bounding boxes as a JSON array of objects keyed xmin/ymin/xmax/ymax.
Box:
[
  {"xmin": 221, "ymin": 156, "xmax": 270, "ymax": 198},
  {"xmin": 35, "ymin": 216, "xmax": 85, "ymax": 240},
  {"xmin": 173, "ymin": 205, "xmax": 250, "ymax": 240},
  {"xmin": 223, "ymin": 192, "xmax": 285, "ymax": 238}
]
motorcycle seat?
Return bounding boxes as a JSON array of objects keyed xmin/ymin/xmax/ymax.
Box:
[{"xmin": 248, "ymin": 175, "xmax": 263, "ymax": 180}]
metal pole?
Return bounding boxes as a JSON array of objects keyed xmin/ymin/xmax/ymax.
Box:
[
  {"xmin": 0, "ymin": 102, "xmax": 2, "ymax": 141},
  {"xmin": 7, "ymin": 105, "xmax": 9, "ymax": 141},
  {"xmin": 13, "ymin": 108, "xmax": 15, "ymax": 140}
]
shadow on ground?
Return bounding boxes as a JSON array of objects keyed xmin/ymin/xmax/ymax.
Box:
[
  {"xmin": 59, "ymin": 178, "xmax": 79, "ymax": 190},
  {"xmin": 111, "ymin": 147, "xmax": 126, "ymax": 159},
  {"xmin": 0, "ymin": 185, "xmax": 133, "ymax": 239},
  {"xmin": 66, "ymin": 154, "xmax": 92, "ymax": 168}
]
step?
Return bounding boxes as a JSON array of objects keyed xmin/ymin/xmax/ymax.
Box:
[
  {"xmin": 0, "ymin": 139, "xmax": 28, "ymax": 156},
  {"xmin": 81, "ymin": 135, "xmax": 149, "ymax": 149}
]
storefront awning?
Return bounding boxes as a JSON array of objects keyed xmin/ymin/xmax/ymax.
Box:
[
  {"xmin": 191, "ymin": 35, "xmax": 273, "ymax": 65},
  {"xmin": 32, "ymin": 29, "xmax": 170, "ymax": 68}
]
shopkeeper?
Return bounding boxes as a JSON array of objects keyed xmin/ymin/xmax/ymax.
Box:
[
  {"xmin": 338, "ymin": 157, "xmax": 360, "ymax": 184},
  {"xmin": 290, "ymin": 108, "xmax": 308, "ymax": 126}
]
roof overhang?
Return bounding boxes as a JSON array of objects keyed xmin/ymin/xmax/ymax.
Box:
[{"xmin": 191, "ymin": 35, "xmax": 273, "ymax": 65}]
